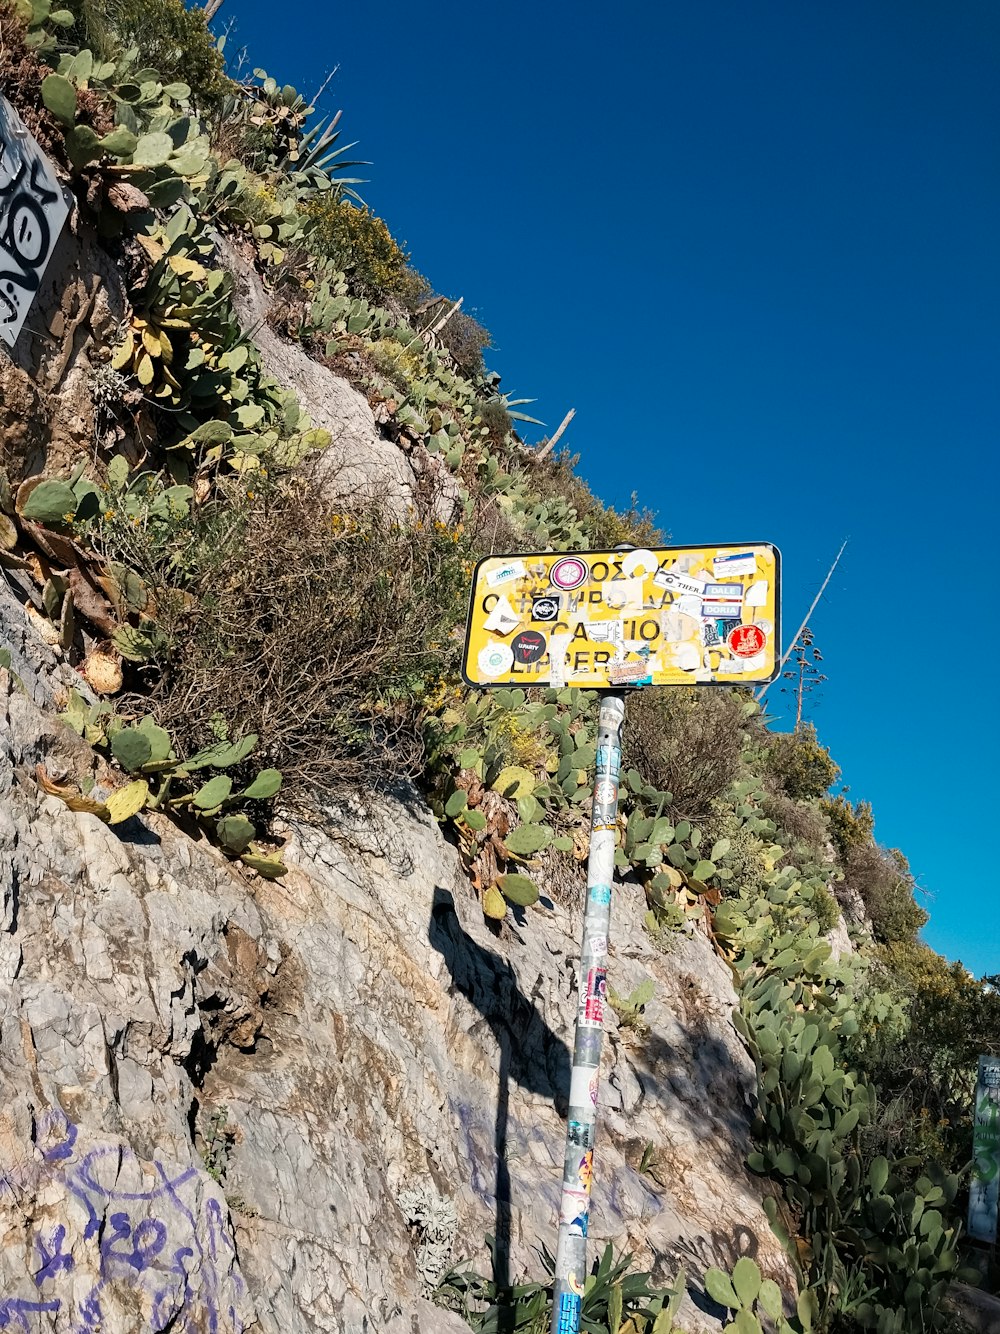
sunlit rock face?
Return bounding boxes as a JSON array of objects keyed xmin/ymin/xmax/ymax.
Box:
[{"xmin": 1, "ymin": 583, "xmax": 794, "ymax": 1333}]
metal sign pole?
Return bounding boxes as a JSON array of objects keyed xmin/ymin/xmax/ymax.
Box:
[
  {"xmin": 459, "ymin": 540, "xmax": 780, "ymax": 1331},
  {"xmin": 550, "ymin": 690, "xmax": 626, "ymax": 1334}
]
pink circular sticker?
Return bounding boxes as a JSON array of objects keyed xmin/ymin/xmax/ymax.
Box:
[{"xmin": 550, "ymin": 556, "xmax": 589, "ymax": 591}]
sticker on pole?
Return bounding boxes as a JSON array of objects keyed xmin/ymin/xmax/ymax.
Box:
[
  {"xmin": 462, "ymin": 543, "xmax": 780, "ymax": 688},
  {"xmin": 969, "ymin": 1054, "xmax": 1000, "ymax": 1243},
  {"xmin": 0, "ymin": 94, "xmax": 70, "ymax": 347}
]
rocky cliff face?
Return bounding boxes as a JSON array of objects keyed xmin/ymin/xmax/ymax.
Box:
[
  {"xmin": 0, "ymin": 198, "xmax": 792, "ymax": 1332},
  {"xmin": 0, "ymin": 577, "xmax": 793, "ymax": 1333}
]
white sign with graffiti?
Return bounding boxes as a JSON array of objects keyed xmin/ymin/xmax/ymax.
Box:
[
  {"xmin": 0, "ymin": 92, "xmax": 70, "ymax": 347},
  {"xmin": 969, "ymin": 1053, "xmax": 1000, "ymax": 1244}
]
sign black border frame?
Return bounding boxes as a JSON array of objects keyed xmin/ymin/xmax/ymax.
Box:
[{"xmin": 460, "ymin": 542, "xmax": 783, "ymax": 690}]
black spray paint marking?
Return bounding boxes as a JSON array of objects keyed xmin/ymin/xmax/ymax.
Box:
[{"xmin": 0, "ymin": 96, "xmax": 69, "ymax": 344}]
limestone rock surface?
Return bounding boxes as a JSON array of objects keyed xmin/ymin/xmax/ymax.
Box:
[
  {"xmin": 219, "ymin": 240, "xmax": 419, "ymax": 519},
  {"xmin": 0, "ymin": 585, "xmax": 792, "ymax": 1332}
]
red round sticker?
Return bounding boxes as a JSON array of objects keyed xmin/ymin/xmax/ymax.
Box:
[{"xmin": 727, "ymin": 624, "xmax": 767, "ymax": 658}]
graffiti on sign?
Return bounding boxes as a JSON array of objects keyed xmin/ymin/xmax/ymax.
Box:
[
  {"xmin": 0, "ymin": 93, "xmax": 70, "ymax": 347},
  {"xmin": 463, "ymin": 544, "xmax": 780, "ymax": 688},
  {"xmin": 969, "ymin": 1053, "xmax": 1000, "ymax": 1243}
]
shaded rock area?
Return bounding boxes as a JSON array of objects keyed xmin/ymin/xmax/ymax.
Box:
[
  {"xmin": 0, "ymin": 220, "xmax": 126, "ymax": 479},
  {"xmin": 953, "ymin": 1285, "xmax": 1000, "ymax": 1334},
  {"xmin": 0, "ymin": 583, "xmax": 794, "ymax": 1331}
]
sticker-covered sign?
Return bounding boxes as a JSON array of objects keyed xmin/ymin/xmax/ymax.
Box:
[
  {"xmin": 462, "ymin": 543, "xmax": 780, "ymax": 688},
  {"xmin": 0, "ymin": 94, "xmax": 70, "ymax": 347},
  {"xmin": 969, "ymin": 1054, "xmax": 1000, "ymax": 1243}
]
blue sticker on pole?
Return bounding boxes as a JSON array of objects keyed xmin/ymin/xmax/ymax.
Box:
[
  {"xmin": 595, "ymin": 743, "xmax": 621, "ymax": 777},
  {"xmin": 567, "ymin": 1119, "xmax": 595, "ymax": 1148},
  {"xmin": 588, "ymin": 884, "xmax": 611, "ymax": 905},
  {"xmin": 556, "ymin": 1290, "xmax": 582, "ymax": 1333}
]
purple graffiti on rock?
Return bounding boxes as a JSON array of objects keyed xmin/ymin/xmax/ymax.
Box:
[
  {"xmin": 34, "ymin": 1225, "xmax": 73, "ymax": 1284},
  {"xmin": 0, "ymin": 1109, "xmax": 251, "ymax": 1332}
]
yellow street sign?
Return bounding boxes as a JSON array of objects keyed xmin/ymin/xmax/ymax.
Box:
[{"xmin": 462, "ymin": 544, "xmax": 780, "ymax": 688}]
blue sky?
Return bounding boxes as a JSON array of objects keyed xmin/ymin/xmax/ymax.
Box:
[{"xmin": 221, "ymin": 1, "xmax": 999, "ymax": 976}]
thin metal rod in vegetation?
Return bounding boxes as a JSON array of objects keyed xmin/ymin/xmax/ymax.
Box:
[{"xmin": 550, "ymin": 692, "xmax": 625, "ymax": 1334}]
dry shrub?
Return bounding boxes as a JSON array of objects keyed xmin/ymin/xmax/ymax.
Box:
[
  {"xmin": 468, "ymin": 495, "xmax": 534, "ymax": 558},
  {"xmin": 435, "ymin": 306, "xmax": 491, "ymax": 379},
  {"xmin": 761, "ymin": 790, "xmax": 831, "ymax": 864},
  {"xmin": 842, "ymin": 843, "xmax": 928, "ymax": 945},
  {"xmin": 475, "ymin": 398, "xmax": 513, "ymax": 447},
  {"xmin": 622, "ymin": 687, "xmax": 749, "ymax": 823},
  {"xmin": 108, "ymin": 481, "xmax": 468, "ymax": 797}
]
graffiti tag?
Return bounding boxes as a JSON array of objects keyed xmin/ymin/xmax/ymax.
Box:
[
  {"xmin": 0, "ymin": 1109, "xmax": 251, "ymax": 1332},
  {"xmin": 0, "ymin": 93, "xmax": 69, "ymax": 347}
]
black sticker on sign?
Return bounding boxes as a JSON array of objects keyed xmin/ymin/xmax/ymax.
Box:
[
  {"xmin": 511, "ymin": 630, "xmax": 547, "ymax": 664},
  {"xmin": 532, "ymin": 594, "xmax": 560, "ymax": 622}
]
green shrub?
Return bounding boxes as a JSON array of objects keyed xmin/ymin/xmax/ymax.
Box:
[
  {"xmin": 736, "ymin": 916, "xmax": 965, "ymax": 1334},
  {"xmin": 303, "ymin": 197, "xmax": 424, "ymax": 308},
  {"xmin": 821, "ymin": 794, "xmax": 874, "ymax": 860},
  {"xmin": 763, "ymin": 724, "xmax": 840, "ymax": 801},
  {"xmin": 859, "ymin": 941, "xmax": 1000, "ymax": 1179},
  {"xmin": 811, "ymin": 882, "xmax": 840, "ymax": 935},
  {"xmin": 79, "ymin": 0, "xmax": 231, "ymax": 106},
  {"xmin": 709, "ymin": 814, "xmax": 769, "ymax": 898}
]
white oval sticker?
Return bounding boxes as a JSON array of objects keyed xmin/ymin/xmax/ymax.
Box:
[{"xmin": 478, "ymin": 640, "xmax": 514, "ymax": 678}]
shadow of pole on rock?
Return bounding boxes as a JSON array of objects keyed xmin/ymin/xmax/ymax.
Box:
[
  {"xmin": 429, "ymin": 887, "xmax": 570, "ymax": 1325},
  {"xmin": 495, "ymin": 1025, "xmax": 512, "ymax": 1302}
]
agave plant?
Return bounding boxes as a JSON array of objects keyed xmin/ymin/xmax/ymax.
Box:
[
  {"xmin": 482, "ymin": 387, "xmax": 545, "ymax": 428},
  {"xmin": 284, "ymin": 108, "xmax": 369, "ymax": 202}
]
